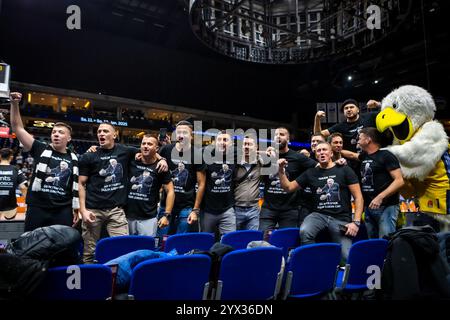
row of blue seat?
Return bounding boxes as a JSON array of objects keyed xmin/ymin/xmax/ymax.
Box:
[
  {"xmin": 94, "ymin": 229, "xmax": 301, "ymax": 263},
  {"xmin": 34, "ymin": 233, "xmax": 388, "ymax": 300}
]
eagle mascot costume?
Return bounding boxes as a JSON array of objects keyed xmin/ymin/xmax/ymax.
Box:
[{"xmin": 376, "ymin": 85, "xmax": 450, "ymax": 228}]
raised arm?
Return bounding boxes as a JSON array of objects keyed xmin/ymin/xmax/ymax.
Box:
[
  {"xmin": 313, "ymin": 111, "xmax": 330, "ymax": 137},
  {"xmin": 278, "ymin": 158, "xmax": 300, "ymax": 193},
  {"xmin": 10, "ymin": 92, "xmax": 34, "ymax": 151}
]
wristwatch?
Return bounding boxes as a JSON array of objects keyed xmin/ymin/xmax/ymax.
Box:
[
  {"xmin": 352, "ymin": 220, "xmax": 361, "ymax": 227},
  {"xmin": 163, "ymin": 212, "xmax": 171, "ymax": 218}
]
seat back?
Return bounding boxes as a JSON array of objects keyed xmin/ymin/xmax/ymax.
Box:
[
  {"xmin": 129, "ymin": 255, "xmax": 211, "ymax": 300},
  {"xmin": 34, "ymin": 264, "xmax": 112, "ymax": 300},
  {"xmin": 346, "ymin": 239, "xmax": 388, "ymax": 287},
  {"xmin": 269, "ymin": 228, "xmax": 300, "ymax": 259},
  {"xmin": 221, "ymin": 230, "xmax": 263, "ymax": 250},
  {"xmin": 285, "ymin": 243, "xmax": 341, "ymax": 298},
  {"xmin": 95, "ymin": 235, "xmax": 155, "ymax": 264},
  {"xmin": 217, "ymin": 247, "xmax": 283, "ymax": 300},
  {"xmin": 164, "ymin": 233, "xmax": 215, "ymax": 254}
]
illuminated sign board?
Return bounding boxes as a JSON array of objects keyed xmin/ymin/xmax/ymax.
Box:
[{"xmin": 79, "ymin": 117, "xmax": 128, "ymax": 127}]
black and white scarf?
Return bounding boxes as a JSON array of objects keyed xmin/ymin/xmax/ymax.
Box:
[{"xmin": 31, "ymin": 145, "xmax": 80, "ymax": 209}]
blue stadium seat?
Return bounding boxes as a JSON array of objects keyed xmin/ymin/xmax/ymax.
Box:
[
  {"xmin": 221, "ymin": 230, "xmax": 263, "ymax": 250},
  {"xmin": 33, "ymin": 264, "xmax": 112, "ymax": 300},
  {"xmin": 164, "ymin": 232, "xmax": 215, "ymax": 254},
  {"xmin": 129, "ymin": 255, "xmax": 211, "ymax": 300},
  {"xmin": 283, "ymin": 243, "xmax": 341, "ymax": 299},
  {"xmin": 269, "ymin": 228, "xmax": 300, "ymax": 259},
  {"xmin": 216, "ymin": 247, "xmax": 283, "ymax": 300},
  {"xmin": 95, "ymin": 235, "xmax": 155, "ymax": 264},
  {"xmin": 335, "ymin": 239, "xmax": 388, "ymax": 293}
]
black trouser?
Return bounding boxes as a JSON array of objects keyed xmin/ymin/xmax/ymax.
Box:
[
  {"xmin": 258, "ymin": 207, "xmax": 299, "ymax": 233},
  {"xmin": 24, "ymin": 205, "xmax": 73, "ymax": 232}
]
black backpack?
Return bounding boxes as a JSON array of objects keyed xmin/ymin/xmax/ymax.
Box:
[
  {"xmin": 381, "ymin": 226, "xmax": 450, "ymax": 300},
  {"xmin": 0, "ymin": 253, "xmax": 48, "ymax": 300},
  {"xmin": 7, "ymin": 225, "xmax": 81, "ymax": 267}
]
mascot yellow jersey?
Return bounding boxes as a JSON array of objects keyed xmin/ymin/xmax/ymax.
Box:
[{"xmin": 376, "ymin": 85, "xmax": 449, "ymax": 216}]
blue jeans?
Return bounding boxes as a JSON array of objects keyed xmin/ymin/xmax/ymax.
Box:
[
  {"xmin": 235, "ymin": 205, "xmax": 260, "ymax": 230},
  {"xmin": 365, "ymin": 204, "xmax": 399, "ymax": 239},
  {"xmin": 300, "ymin": 212, "xmax": 352, "ymax": 261},
  {"xmin": 157, "ymin": 206, "xmax": 192, "ymax": 237}
]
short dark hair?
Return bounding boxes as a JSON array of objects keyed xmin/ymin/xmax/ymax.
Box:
[
  {"xmin": 176, "ymin": 120, "xmax": 193, "ymax": 130},
  {"xmin": 142, "ymin": 134, "xmax": 159, "ymax": 142},
  {"xmin": 0, "ymin": 148, "xmax": 13, "ymax": 160},
  {"xmin": 359, "ymin": 127, "xmax": 382, "ymax": 145},
  {"xmin": 53, "ymin": 122, "xmax": 72, "ymax": 135},
  {"xmin": 98, "ymin": 122, "xmax": 116, "ymax": 131},
  {"xmin": 328, "ymin": 132, "xmax": 343, "ymax": 143},
  {"xmin": 340, "ymin": 99, "xmax": 359, "ymax": 112},
  {"xmin": 311, "ymin": 133, "xmax": 326, "ymax": 140}
]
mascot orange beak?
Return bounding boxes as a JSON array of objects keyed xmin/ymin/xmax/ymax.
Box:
[{"xmin": 376, "ymin": 107, "xmax": 414, "ymax": 143}]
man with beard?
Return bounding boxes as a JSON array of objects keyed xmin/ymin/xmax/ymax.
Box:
[
  {"xmin": 314, "ymin": 100, "xmax": 379, "ymax": 176},
  {"xmin": 259, "ymin": 127, "xmax": 317, "ymax": 233},
  {"xmin": 157, "ymin": 120, "xmax": 206, "ymax": 235}
]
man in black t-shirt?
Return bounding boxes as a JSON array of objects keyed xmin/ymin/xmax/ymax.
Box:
[
  {"xmin": 346, "ymin": 127, "xmax": 404, "ymax": 238},
  {"xmin": 0, "ymin": 148, "xmax": 27, "ymax": 220},
  {"xmin": 202, "ymin": 131, "xmax": 237, "ymax": 237},
  {"xmin": 259, "ymin": 127, "xmax": 317, "ymax": 233},
  {"xmin": 10, "ymin": 92, "xmax": 79, "ymax": 231},
  {"xmin": 279, "ymin": 142, "xmax": 363, "ymax": 261},
  {"xmin": 314, "ymin": 99, "xmax": 378, "ymax": 175},
  {"xmin": 79, "ymin": 123, "xmax": 168, "ymax": 263},
  {"xmin": 126, "ymin": 135, "xmax": 174, "ymax": 237},
  {"xmin": 157, "ymin": 121, "xmax": 206, "ymax": 236}
]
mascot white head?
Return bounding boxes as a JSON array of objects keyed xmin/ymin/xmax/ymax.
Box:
[{"xmin": 376, "ymin": 85, "xmax": 448, "ymax": 181}]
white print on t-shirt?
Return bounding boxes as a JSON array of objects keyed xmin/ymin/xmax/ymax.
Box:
[
  {"xmin": 210, "ymin": 164, "xmax": 232, "ymax": 193},
  {"xmin": 99, "ymin": 158, "xmax": 123, "ymax": 187},
  {"xmin": 350, "ymin": 125, "xmax": 364, "ymax": 146},
  {"xmin": 361, "ymin": 161, "xmax": 374, "ymax": 191},
  {"xmin": 129, "ymin": 169, "xmax": 154, "ymax": 199},
  {"xmin": 44, "ymin": 161, "xmax": 71, "ymax": 189},
  {"xmin": 316, "ymin": 175, "xmax": 341, "ymax": 209},
  {"xmin": 0, "ymin": 170, "xmax": 14, "ymax": 189},
  {"xmin": 171, "ymin": 161, "xmax": 189, "ymax": 192},
  {"xmin": 267, "ymin": 170, "xmax": 289, "ymax": 195}
]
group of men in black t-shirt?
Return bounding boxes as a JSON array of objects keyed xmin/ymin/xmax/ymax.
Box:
[
  {"xmin": 300, "ymin": 99, "xmax": 405, "ymax": 258},
  {"xmin": 7, "ymin": 91, "xmax": 407, "ymax": 263}
]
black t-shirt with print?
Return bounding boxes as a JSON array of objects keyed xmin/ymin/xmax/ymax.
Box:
[
  {"xmin": 328, "ymin": 112, "xmax": 378, "ymax": 153},
  {"xmin": 203, "ymin": 158, "xmax": 236, "ymax": 214},
  {"xmin": 262, "ymin": 149, "xmax": 317, "ymax": 211},
  {"xmin": 26, "ymin": 140, "xmax": 75, "ymax": 208},
  {"xmin": 159, "ymin": 144, "xmax": 206, "ymax": 211},
  {"xmin": 126, "ymin": 159, "xmax": 172, "ymax": 219},
  {"xmin": 79, "ymin": 144, "xmax": 137, "ymax": 209},
  {"xmin": 0, "ymin": 165, "xmax": 27, "ymax": 211},
  {"xmin": 296, "ymin": 165, "xmax": 359, "ymax": 222},
  {"xmin": 359, "ymin": 150, "xmax": 400, "ymax": 207}
]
